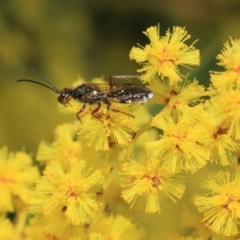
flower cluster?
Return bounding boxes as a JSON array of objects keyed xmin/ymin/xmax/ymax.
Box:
[{"xmin": 2, "ymin": 25, "xmax": 240, "ymax": 239}]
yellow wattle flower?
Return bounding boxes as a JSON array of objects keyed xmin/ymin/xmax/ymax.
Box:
[
  {"xmin": 31, "ymin": 157, "xmax": 105, "ymax": 226},
  {"xmin": 146, "ymin": 110, "xmax": 211, "ymax": 173},
  {"xmin": 0, "ymin": 146, "xmax": 39, "ymax": 212},
  {"xmin": 90, "ymin": 215, "xmax": 143, "ymax": 240},
  {"xmin": 77, "ymin": 105, "xmax": 135, "ymax": 151},
  {"xmin": 195, "ymin": 169, "xmax": 240, "ymax": 236},
  {"xmin": 120, "ymin": 158, "xmax": 185, "ymax": 213},
  {"xmin": 211, "ymin": 38, "xmax": 240, "ymax": 88},
  {"xmin": 130, "ymin": 25, "xmax": 200, "ymax": 85}
]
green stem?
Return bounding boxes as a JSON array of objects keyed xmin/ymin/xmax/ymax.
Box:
[
  {"xmin": 101, "ymin": 146, "xmax": 120, "ymax": 191},
  {"xmin": 125, "ymin": 121, "xmax": 152, "ymax": 158},
  {"xmin": 88, "ymin": 203, "xmax": 106, "ymax": 233},
  {"xmin": 178, "ymin": 90, "xmax": 217, "ymax": 98},
  {"xmin": 89, "ymin": 148, "xmax": 120, "ymax": 231}
]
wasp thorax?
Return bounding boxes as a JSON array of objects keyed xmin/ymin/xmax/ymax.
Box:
[
  {"xmin": 58, "ymin": 88, "xmax": 73, "ymax": 105},
  {"xmin": 72, "ymin": 84, "xmax": 94, "ymax": 98}
]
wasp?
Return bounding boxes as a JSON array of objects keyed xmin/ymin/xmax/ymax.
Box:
[{"xmin": 17, "ymin": 65, "xmax": 153, "ymax": 122}]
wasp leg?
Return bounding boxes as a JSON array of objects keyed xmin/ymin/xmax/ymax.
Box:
[
  {"xmin": 76, "ymin": 104, "xmax": 86, "ymax": 124},
  {"xmin": 106, "ymin": 100, "xmax": 135, "ymax": 118},
  {"xmin": 111, "ymin": 108, "xmax": 135, "ymax": 118},
  {"xmin": 91, "ymin": 102, "xmax": 103, "ymax": 122}
]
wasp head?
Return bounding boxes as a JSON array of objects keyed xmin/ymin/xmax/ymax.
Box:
[{"xmin": 58, "ymin": 88, "xmax": 73, "ymax": 105}]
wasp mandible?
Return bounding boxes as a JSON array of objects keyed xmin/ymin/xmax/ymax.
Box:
[{"xmin": 17, "ymin": 64, "xmax": 153, "ymax": 122}]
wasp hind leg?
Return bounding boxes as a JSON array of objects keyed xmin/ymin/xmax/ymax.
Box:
[
  {"xmin": 90, "ymin": 101, "xmax": 135, "ymax": 122},
  {"xmin": 106, "ymin": 101, "xmax": 135, "ymax": 119}
]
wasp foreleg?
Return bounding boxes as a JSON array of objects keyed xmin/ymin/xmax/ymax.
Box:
[{"xmin": 76, "ymin": 104, "xmax": 86, "ymax": 124}]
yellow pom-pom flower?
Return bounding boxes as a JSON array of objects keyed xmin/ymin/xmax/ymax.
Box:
[
  {"xmin": 195, "ymin": 169, "xmax": 240, "ymax": 236},
  {"xmin": 192, "ymin": 103, "xmax": 240, "ymax": 166},
  {"xmin": 36, "ymin": 123, "xmax": 81, "ymax": 164},
  {"xmin": 31, "ymin": 157, "xmax": 105, "ymax": 226},
  {"xmin": 210, "ymin": 83, "xmax": 240, "ymax": 140},
  {"xmin": 145, "ymin": 110, "xmax": 211, "ymax": 173},
  {"xmin": 211, "ymin": 38, "xmax": 240, "ymax": 88},
  {"xmin": 0, "ymin": 146, "xmax": 39, "ymax": 212},
  {"xmin": 90, "ymin": 215, "xmax": 143, "ymax": 240},
  {"xmin": 130, "ymin": 25, "xmax": 200, "ymax": 85},
  {"xmin": 120, "ymin": 158, "xmax": 185, "ymax": 213},
  {"xmin": 77, "ymin": 105, "xmax": 135, "ymax": 151}
]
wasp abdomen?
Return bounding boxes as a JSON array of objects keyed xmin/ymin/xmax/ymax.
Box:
[{"xmin": 107, "ymin": 87, "xmax": 153, "ymax": 103}]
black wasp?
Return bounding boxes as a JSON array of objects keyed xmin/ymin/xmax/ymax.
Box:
[{"xmin": 17, "ymin": 65, "xmax": 153, "ymax": 122}]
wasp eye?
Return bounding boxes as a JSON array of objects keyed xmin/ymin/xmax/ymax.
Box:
[{"xmin": 57, "ymin": 89, "xmax": 72, "ymax": 105}]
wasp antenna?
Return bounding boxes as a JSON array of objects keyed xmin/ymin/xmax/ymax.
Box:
[
  {"xmin": 28, "ymin": 63, "xmax": 60, "ymax": 93},
  {"xmin": 16, "ymin": 79, "xmax": 59, "ymax": 93}
]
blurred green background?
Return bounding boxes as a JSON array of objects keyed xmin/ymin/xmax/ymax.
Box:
[{"xmin": 1, "ymin": 0, "xmax": 240, "ymax": 152}]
